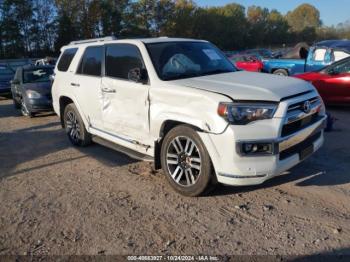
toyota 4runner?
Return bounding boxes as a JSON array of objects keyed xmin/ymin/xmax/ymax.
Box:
[{"xmin": 52, "ymin": 37, "xmax": 327, "ymax": 196}]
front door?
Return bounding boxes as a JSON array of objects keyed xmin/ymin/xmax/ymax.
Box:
[
  {"xmin": 101, "ymin": 43, "xmax": 150, "ymax": 143},
  {"xmin": 317, "ymin": 58, "xmax": 350, "ymax": 104}
]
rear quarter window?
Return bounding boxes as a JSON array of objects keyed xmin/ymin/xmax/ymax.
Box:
[{"xmin": 57, "ymin": 48, "xmax": 78, "ymax": 72}]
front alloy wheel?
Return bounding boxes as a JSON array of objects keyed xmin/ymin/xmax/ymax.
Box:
[
  {"xmin": 161, "ymin": 125, "xmax": 213, "ymax": 196},
  {"xmin": 166, "ymin": 136, "xmax": 202, "ymax": 186}
]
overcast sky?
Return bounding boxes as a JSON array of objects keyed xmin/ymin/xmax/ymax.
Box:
[{"xmin": 195, "ymin": 0, "xmax": 349, "ymax": 26}]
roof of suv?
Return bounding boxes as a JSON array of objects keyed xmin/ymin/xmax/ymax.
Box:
[{"xmin": 63, "ymin": 37, "xmax": 207, "ymax": 49}]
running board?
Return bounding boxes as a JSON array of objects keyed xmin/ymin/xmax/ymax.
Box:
[{"xmin": 92, "ymin": 136, "xmax": 154, "ymax": 162}]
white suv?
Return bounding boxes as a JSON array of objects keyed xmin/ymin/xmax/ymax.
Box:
[{"xmin": 52, "ymin": 37, "xmax": 327, "ymax": 196}]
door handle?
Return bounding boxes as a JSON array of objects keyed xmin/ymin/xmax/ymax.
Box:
[
  {"xmin": 71, "ymin": 83, "xmax": 80, "ymax": 87},
  {"xmin": 101, "ymin": 87, "xmax": 116, "ymax": 93}
]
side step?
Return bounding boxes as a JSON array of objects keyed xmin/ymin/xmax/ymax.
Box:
[{"xmin": 92, "ymin": 136, "xmax": 154, "ymax": 162}]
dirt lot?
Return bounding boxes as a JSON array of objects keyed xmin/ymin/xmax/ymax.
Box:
[{"xmin": 0, "ymin": 97, "xmax": 349, "ymax": 257}]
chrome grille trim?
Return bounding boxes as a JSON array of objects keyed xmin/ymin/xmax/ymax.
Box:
[{"xmin": 285, "ymin": 97, "xmax": 322, "ymax": 125}]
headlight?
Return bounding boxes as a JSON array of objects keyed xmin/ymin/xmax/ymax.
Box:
[
  {"xmin": 26, "ymin": 90, "xmax": 42, "ymax": 99},
  {"xmin": 218, "ymin": 102, "xmax": 277, "ymax": 125}
]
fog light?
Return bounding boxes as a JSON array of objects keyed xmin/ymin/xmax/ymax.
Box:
[{"xmin": 241, "ymin": 142, "xmax": 274, "ymax": 155}]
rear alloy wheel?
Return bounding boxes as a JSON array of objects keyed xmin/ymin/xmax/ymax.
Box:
[
  {"xmin": 161, "ymin": 125, "xmax": 213, "ymax": 196},
  {"xmin": 64, "ymin": 103, "xmax": 91, "ymax": 146}
]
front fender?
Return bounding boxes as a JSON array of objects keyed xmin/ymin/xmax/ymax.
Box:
[{"xmin": 149, "ymin": 86, "xmax": 231, "ymax": 139}]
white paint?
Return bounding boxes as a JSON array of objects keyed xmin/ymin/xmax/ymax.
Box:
[{"xmin": 52, "ymin": 37, "xmax": 326, "ymax": 187}]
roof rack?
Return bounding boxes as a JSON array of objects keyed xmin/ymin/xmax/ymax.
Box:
[{"xmin": 69, "ymin": 36, "xmax": 117, "ymax": 45}]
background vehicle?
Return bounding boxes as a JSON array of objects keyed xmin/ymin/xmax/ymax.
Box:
[
  {"xmin": 0, "ymin": 63, "xmax": 14, "ymax": 96},
  {"xmin": 239, "ymin": 48, "xmax": 272, "ymax": 58},
  {"xmin": 228, "ymin": 54, "xmax": 263, "ymax": 72},
  {"xmin": 263, "ymin": 40, "xmax": 350, "ymax": 76},
  {"xmin": 295, "ymin": 56, "xmax": 350, "ymax": 105},
  {"xmin": 35, "ymin": 57, "xmax": 57, "ymax": 66},
  {"xmin": 11, "ymin": 65, "xmax": 54, "ymax": 117},
  {"xmin": 53, "ymin": 37, "xmax": 326, "ymax": 197}
]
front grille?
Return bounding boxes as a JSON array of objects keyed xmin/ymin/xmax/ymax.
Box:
[
  {"xmin": 287, "ymin": 97, "xmax": 319, "ymax": 112},
  {"xmin": 279, "ymin": 131, "xmax": 321, "ymax": 160},
  {"xmin": 281, "ymin": 96, "xmax": 321, "ymax": 137},
  {"xmin": 282, "ymin": 113, "xmax": 320, "ymax": 137}
]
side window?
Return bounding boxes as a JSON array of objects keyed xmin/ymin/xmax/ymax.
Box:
[
  {"xmin": 328, "ymin": 59, "xmax": 350, "ymax": 74},
  {"xmin": 105, "ymin": 44, "xmax": 144, "ymax": 80},
  {"xmin": 57, "ymin": 48, "xmax": 78, "ymax": 72},
  {"xmin": 312, "ymin": 48, "xmax": 327, "ymax": 62},
  {"xmin": 77, "ymin": 46, "xmax": 103, "ymax": 77}
]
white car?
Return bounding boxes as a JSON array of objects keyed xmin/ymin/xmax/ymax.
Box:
[{"xmin": 52, "ymin": 37, "xmax": 327, "ymax": 196}]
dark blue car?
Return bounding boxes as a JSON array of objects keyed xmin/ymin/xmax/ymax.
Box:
[{"xmin": 0, "ymin": 63, "xmax": 15, "ymax": 96}]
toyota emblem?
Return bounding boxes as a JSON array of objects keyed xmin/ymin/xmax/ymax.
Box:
[{"xmin": 303, "ymin": 101, "xmax": 311, "ymax": 113}]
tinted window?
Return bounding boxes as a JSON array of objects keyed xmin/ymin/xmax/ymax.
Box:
[
  {"xmin": 106, "ymin": 44, "xmax": 144, "ymax": 79},
  {"xmin": 77, "ymin": 46, "xmax": 103, "ymax": 76},
  {"xmin": 23, "ymin": 67, "xmax": 54, "ymax": 83},
  {"xmin": 326, "ymin": 57, "xmax": 350, "ymax": 74},
  {"xmin": 57, "ymin": 48, "xmax": 78, "ymax": 72}
]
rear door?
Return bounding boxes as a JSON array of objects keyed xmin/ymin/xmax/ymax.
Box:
[
  {"xmin": 72, "ymin": 46, "xmax": 104, "ymax": 128},
  {"xmin": 101, "ymin": 43, "xmax": 150, "ymax": 142}
]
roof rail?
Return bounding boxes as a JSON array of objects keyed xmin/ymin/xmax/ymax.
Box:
[{"xmin": 69, "ymin": 36, "xmax": 117, "ymax": 45}]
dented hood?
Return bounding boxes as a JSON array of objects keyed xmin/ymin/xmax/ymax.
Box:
[{"xmin": 171, "ymin": 71, "xmax": 314, "ymax": 102}]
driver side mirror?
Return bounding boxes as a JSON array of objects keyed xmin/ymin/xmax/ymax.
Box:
[{"xmin": 128, "ymin": 68, "xmax": 148, "ymax": 84}]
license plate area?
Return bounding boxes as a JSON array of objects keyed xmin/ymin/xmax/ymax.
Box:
[{"xmin": 299, "ymin": 144, "xmax": 314, "ymax": 161}]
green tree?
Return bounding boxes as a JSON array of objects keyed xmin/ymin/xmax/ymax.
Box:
[
  {"xmin": 193, "ymin": 3, "xmax": 247, "ymax": 50},
  {"xmin": 164, "ymin": 0, "xmax": 197, "ymax": 37},
  {"xmin": 0, "ymin": 0, "xmax": 27, "ymax": 58},
  {"xmin": 31, "ymin": 0, "xmax": 56, "ymax": 56},
  {"xmin": 98, "ymin": 0, "xmax": 130, "ymax": 36},
  {"xmin": 246, "ymin": 5, "xmax": 269, "ymax": 46},
  {"xmin": 266, "ymin": 9, "xmax": 290, "ymax": 46},
  {"xmin": 286, "ymin": 4, "xmax": 321, "ymax": 32}
]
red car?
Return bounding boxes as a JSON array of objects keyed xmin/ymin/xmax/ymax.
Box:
[
  {"xmin": 228, "ymin": 54, "xmax": 264, "ymax": 72},
  {"xmin": 295, "ymin": 57, "xmax": 350, "ymax": 105}
]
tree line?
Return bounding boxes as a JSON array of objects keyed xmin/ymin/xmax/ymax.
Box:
[{"xmin": 0, "ymin": 0, "xmax": 349, "ymax": 59}]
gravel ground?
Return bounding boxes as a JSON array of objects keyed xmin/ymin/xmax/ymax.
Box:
[{"xmin": 0, "ymin": 97, "xmax": 349, "ymax": 257}]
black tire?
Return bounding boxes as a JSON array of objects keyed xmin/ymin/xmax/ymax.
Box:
[
  {"xmin": 161, "ymin": 125, "xmax": 214, "ymax": 197},
  {"xmin": 273, "ymin": 69, "xmax": 288, "ymax": 76},
  {"xmin": 63, "ymin": 103, "xmax": 91, "ymax": 147}
]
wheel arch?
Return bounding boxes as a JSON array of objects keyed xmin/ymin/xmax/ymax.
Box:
[
  {"xmin": 59, "ymin": 96, "xmax": 74, "ymax": 128},
  {"xmin": 272, "ymin": 68, "xmax": 290, "ymax": 75},
  {"xmin": 154, "ymin": 119, "xmax": 204, "ymax": 170}
]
